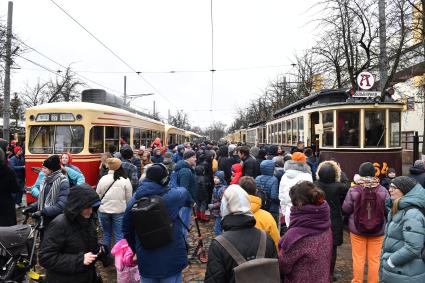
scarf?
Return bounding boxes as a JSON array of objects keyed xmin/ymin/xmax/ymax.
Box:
[
  {"xmin": 357, "ymin": 176, "xmax": 380, "ymax": 188},
  {"xmin": 279, "ymin": 201, "xmax": 331, "ymax": 252},
  {"xmin": 38, "ymin": 170, "xmax": 67, "ymax": 211}
]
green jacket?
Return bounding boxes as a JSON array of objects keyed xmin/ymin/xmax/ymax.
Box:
[{"xmin": 380, "ymin": 184, "xmax": 425, "ymax": 283}]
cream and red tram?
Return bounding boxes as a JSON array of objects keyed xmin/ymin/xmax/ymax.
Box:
[
  {"xmin": 263, "ymin": 89, "xmax": 403, "ymax": 178},
  {"xmin": 25, "ymin": 101, "xmax": 170, "ymax": 198}
]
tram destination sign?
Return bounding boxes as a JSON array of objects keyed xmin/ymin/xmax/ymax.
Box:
[{"xmin": 353, "ymin": 91, "xmax": 380, "ymax": 98}]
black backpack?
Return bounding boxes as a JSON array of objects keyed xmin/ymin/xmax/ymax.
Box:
[
  {"xmin": 256, "ymin": 184, "xmax": 271, "ymax": 211},
  {"xmin": 131, "ymin": 193, "xmax": 173, "ymax": 250}
]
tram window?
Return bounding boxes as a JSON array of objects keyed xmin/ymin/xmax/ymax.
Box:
[
  {"xmin": 54, "ymin": 126, "xmax": 84, "ymax": 154},
  {"xmin": 337, "ymin": 111, "xmax": 359, "ymax": 147},
  {"xmin": 292, "ymin": 118, "xmax": 298, "ymax": 144},
  {"xmin": 389, "ymin": 111, "xmax": 401, "ymax": 147},
  {"xmin": 282, "ymin": 122, "xmax": 286, "ymax": 144},
  {"xmin": 365, "ymin": 111, "xmax": 385, "ymax": 147},
  {"xmin": 105, "ymin": 126, "xmax": 119, "ymax": 151},
  {"xmin": 133, "ymin": 128, "xmax": 141, "ymax": 149},
  {"xmin": 89, "ymin": 126, "xmax": 104, "ymax": 153},
  {"xmin": 322, "ymin": 111, "xmax": 334, "ymax": 147},
  {"xmin": 298, "ymin": 117, "xmax": 304, "ymax": 143},
  {"xmin": 120, "ymin": 127, "xmax": 130, "ymax": 147},
  {"xmin": 286, "ymin": 120, "xmax": 292, "ymax": 144},
  {"xmin": 141, "ymin": 129, "xmax": 147, "ymax": 147},
  {"xmin": 29, "ymin": 125, "xmax": 54, "ymax": 154},
  {"xmin": 146, "ymin": 130, "xmax": 152, "ymax": 146}
]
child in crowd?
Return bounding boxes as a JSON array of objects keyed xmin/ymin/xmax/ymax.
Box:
[
  {"xmin": 380, "ymin": 168, "xmax": 396, "ymax": 190},
  {"xmin": 208, "ymin": 171, "xmax": 228, "ymax": 235},
  {"xmin": 230, "ymin": 163, "xmax": 242, "ymax": 185}
]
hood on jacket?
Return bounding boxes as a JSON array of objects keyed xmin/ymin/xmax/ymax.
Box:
[
  {"xmin": 65, "ymin": 184, "xmax": 100, "ymax": 221},
  {"xmin": 397, "ymin": 184, "xmax": 425, "ymax": 210},
  {"xmin": 214, "ymin": 170, "xmax": 227, "ymax": 186},
  {"xmin": 232, "ymin": 163, "xmax": 242, "ymax": 173},
  {"xmin": 260, "ymin": 159, "xmax": 275, "ymax": 176},
  {"xmin": 250, "ymin": 147, "xmax": 260, "ymax": 159},
  {"xmin": 316, "ymin": 160, "xmax": 341, "ymax": 183},
  {"xmin": 268, "ymin": 145, "xmax": 278, "ymax": 156},
  {"xmin": 248, "ymin": 195, "xmax": 262, "ymax": 213},
  {"xmin": 284, "ymin": 160, "xmax": 311, "ymax": 175},
  {"xmin": 175, "ymin": 160, "xmax": 193, "ymax": 172},
  {"xmin": 195, "ymin": 164, "xmax": 205, "ymax": 175},
  {"xmin": 409, "ymin": 166, "xmax": 425, "ymax": 175}
]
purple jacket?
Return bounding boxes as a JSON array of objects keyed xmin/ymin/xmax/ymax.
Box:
[
  {"xmin": 342, "ymin": 185, "xmax": 389, "ymax": 236},
  {"xmin": 279, "ymin": 228, "xmax": 332, "ymax": 283}
]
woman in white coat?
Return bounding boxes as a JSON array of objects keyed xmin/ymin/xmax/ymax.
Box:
[{"xmin": 96, "ymin": 158, "xmax": 132, "ymax": 250}]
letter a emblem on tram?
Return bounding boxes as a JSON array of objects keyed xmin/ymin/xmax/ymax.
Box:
[{"xmin": 357, "ymin": 71, "xmax": 375, "ymax": 90}]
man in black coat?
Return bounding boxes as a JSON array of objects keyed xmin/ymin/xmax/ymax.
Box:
[
  {"xmin": 218, "ymin": 145, "xmax": 237, "ymax": 184},
  {"xmin": 238, "ymin": 146, "xmax": 258, "ymax": 178},
  {"xmin": 408, "ymin": 160, "xmax": 425, "ymax": 188},
  {"xmin": 205, "ymin": 185, "xmax": 277, "ymax": 282},
  {"xmin": 0, "ymin": 149, "xmax": 20, "ymax": 227},
  {"xmin": 39, "ymin": 184, "xmax": 105, "ymax": 283}
]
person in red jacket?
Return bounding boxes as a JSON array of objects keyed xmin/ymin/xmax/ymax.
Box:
[{"xmin": 230, "ymin": 163, "xmax": 242, "ymax": 185}]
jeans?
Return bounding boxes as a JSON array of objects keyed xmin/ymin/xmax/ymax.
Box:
[
  {"xmin": 141, "ymin": 272, "xmax": 182, "ymax": 283},
  {"xmin": 98, "ymin": 212, "xmax": 124, "ymax": 249},
  {"xmin": 214, "ymin": 216, "xmax": 222, "ymax": 236},
  {"xmin": 179, "ymin": 207, "xmax": 192, "ymax": 239}
]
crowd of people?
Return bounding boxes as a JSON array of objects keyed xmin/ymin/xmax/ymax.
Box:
[{"xmin": 1, "ymin": 136, "xmax": 425, "ymax": 283}]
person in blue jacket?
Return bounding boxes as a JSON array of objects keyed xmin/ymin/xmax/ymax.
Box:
[
  {"xmin": 255, "ymin": 159, "xmax": 279, "ymax": 224},
  {"xmin": 31, "ymin": 165, "xmax": 83, "ymax": 197},
  {"xmin": 122, "ymin": 164, "xmax": 191, "ymax": 283},
  {"xmin": 380, "ymin": 176, "xmax": 425, "ymax": 283},
  {"xmin": 61, "ymin": 153, "xmax": 85, "ymax": 187},
  {"xmin": 172, "ymin": 145, "xmax": 185, "ymax": 163},
  {"xmin": 9, "ymin": 146, "xmax": 25, "ymax": 207}
]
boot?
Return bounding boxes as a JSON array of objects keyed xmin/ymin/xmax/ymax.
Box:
[{"xmin": 201, "ymin": 212, "xmax": 209, "ymax": 222}]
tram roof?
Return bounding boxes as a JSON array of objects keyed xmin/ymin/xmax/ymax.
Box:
[
  {"xmin": 248, "ymin": 120, "xmax": 266, "ymax": 128},
  {"xmin": 26, "ymin": 102, "xmax": 164, "ymax": 126}
]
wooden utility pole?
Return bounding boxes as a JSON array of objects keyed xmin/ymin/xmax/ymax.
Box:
[
  {"xmin": 378, "ymin": 0, "xmax": 388, "ymax": 95},
  {"xmin": 123, "ymin": 75, "xmax": 127, "ymax": 106},
  {"xmin": 2, "ymin": 1, "xmax": 13, "ymax": 140}
]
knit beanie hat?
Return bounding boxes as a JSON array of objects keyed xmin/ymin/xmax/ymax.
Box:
[
  {"xmin": 391, "ymin": 176, "xmax": 417, "ymax": 195},
  {"xmin": 291, "ymin": 152, "xmax": 306, "ymax": 163},
  {"xmin": 387, "ymin": 168, "xmax": 396, "ymax": 175},
  {"xmin": 164, "ymin": 152, "xmax": 173, "ymax": 159},
  {"xmin": 42, "ymin": 155, "xmax": 61, "ymax": 172},
  {"xmin": 14, "ymin": 146, "xmax": 22, "ymax": 154},
  {"xmin": 106, "ymin": 158, "xmax": 122, "ymax": 171},
  {"xmin": 414, "ymin": 160, "xmax": 425, "ymax": 169},
  {"xmin": 220, "ymin": 184, "xmax": 253, "ymax": 219},
  {"xmin": 146, "ymin": 164, "xmax": 168, "ymax": 184},
  {"xmin": 183, "ymin": 150, "xmax": 196, "ymax": 160},
  {"xmin": 359, "ymin": 162, "xmax": 376, "ymax": 177}
]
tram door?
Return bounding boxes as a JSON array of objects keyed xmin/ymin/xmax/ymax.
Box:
[{"xmin": 310, "ymin": 112, "xmax": 320, "ymax": 153}]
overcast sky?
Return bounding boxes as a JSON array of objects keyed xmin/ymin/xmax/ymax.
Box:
[{"xmin": 3, "ymin": 0, "xmax": 318, "ymax": 128}]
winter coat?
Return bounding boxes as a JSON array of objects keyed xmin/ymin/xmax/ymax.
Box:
[
  {"xmin": 242, "ymin": 155, "xmax": 257, "ymax": 178},
  {"xmin": 279, "ymin": 228, "xmax": 333, "ymax": 283},
  {"xmin": 121, "ymin": 160, "xmax": 139, "ymax": 191},
  {"xmin": 380, "ymin": 184, "xmax": 425, "ymax": 283},
  {"xmin": 64, "ymin": 165, "xmax": 85, "ymax": 187},
  {"xmin": 204, "ymin": 214, "xmax": 277, "ymax": 283},
  {"xmin": 255, "ymin": 156, "xmax": 265, "ymax": 178},
  {"xmin": 8, "ymin": 155, "xmax": 25, "ymax": 185},
  {"xmin": 210, "ymin": 172, "xmax": 227, "ymax": 218},
  {"xmin": 342, "ymin": 181, "xmax": 389, "ymax": 236},
  {"xmin": 99, "ymin": 164, "xmax": 109, "ymax": 179},
  {"xmin": 131, "ymin": 156, "xmax": 142, "ymax": 179},
  {"xmin": 306, "ymin": 156, "xmax": 318, "ymax": 181},
  {"xmin": 408, "ymin": 166, "xmax": 425, "ymax": 188},
  {"xmin": 314, "ymin": 161, "xmax": 348, "ymax": 246},
  {"xmin": 175, "ymin": 160, "xmax": 197, "ymax": 203},
  {"xmin": 279, "ymin": 160, "xmax": 313, "ymax": 225},
  {"xmin": 39, "ymin": 185, "xmax": 101, "ymax": 283},
  {"xmin": 255, "ymin": 160, "xmax": 279, "ymax": 214},
  {"xmin": 196, "ymin": 165, "xmax": 210, "ymax": 204},
  {"xmin": 380, "ymin": 176, "xmax": 395, "ymax": 191},
  {"xmin": 0, "ymin": 164, "xmax": 20, "ymax": 226},
  {"xmin": 96, "ymin": 171, "xmax": 132, "ymax": 214},
  {"xmin": 230, "ymin": 163, "xmax": 243, "ymax": 185},
  {"xmin": 122, "ymin": 179, "xmax": 191, "ymax": 279},
  {"xmin": 248, "ymin": 195, "xmax": 280, "ymax": 248},
  {"xmin": 172, "ymin": 145, "xmax": 185, "ymax": 164}
]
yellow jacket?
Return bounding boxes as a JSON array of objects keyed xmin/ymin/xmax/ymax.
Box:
[
  {"xmin": 212, "ymin": 159, "xmax": 218, "ymax": 174},
  {"xmin": 248, "ymin": 195, "xmax": 280, "ymax": 248}
]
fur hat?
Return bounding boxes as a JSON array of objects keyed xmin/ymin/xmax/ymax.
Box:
[
  {"xmin": 183, "ymin": 150, "xmax": 196, "ymax": 160},
  {"xmin": 146, "ymin": 164, "xmax": 168, "ymax": 184},
  {"xmin": 42, "ymin": 155, "xmax": 61, "ymax": 172},
  {"xmin": 291, "ymin": 152, "xmax": 306, "ymax": 163},
  {"xmin": 106, "ymin": 158, "xmax": 122, "ymax": 171},
  {"xmin": 359, "ymin": 162, "xmax": 376, "ymax": 177},
  {"xmin": 391, "ymin": 176, "xmax": 417, "ymax": 195},
  {"xmin": 220, "ymin": 184, "xmax": 253, "ymax": 219}
]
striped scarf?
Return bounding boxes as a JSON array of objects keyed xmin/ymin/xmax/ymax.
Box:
[{"xmin": 38, "ymin": 171, "xmax": 67, "ymax": 211}]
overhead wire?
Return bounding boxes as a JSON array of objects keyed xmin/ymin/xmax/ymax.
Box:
[
  {"xmin": 48, "ymin": 0, "xmax": 179, "ymax": 109},
  {"xmin": 210, "ymin": 0, "xmax": 215, "ymax": 123}
]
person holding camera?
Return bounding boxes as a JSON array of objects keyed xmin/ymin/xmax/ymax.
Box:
[{"xmin": 39, "ymin": 183, "xmax": 109, "ymax": 283}]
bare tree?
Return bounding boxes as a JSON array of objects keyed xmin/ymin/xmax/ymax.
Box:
[{"xmin": 168, "ymin": 110, "xmax": 191, "ymax": 130}]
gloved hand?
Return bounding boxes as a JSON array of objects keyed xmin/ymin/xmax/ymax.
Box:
[
  {"xmin": 22, "ymin": 206, "xmax": 36, "ymax": 215},
  {"xmin": 208, "ymin": 203, "xmax": 214, "ymax": 210},
  {"xmin": 31, "ymin": 211, "xmax": 42, "ymax": 219}
]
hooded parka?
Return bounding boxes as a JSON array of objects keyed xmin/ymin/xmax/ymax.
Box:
[
  {"xmin": 255, "ymin": 160, "xmax": 279, "ymax": 215},
  {"xmin": 39, "ymin": 184, "xmax": 101, "ymax": 283},
  {"xmin": 380, "ymin": 184, "xmax": 425, "ymax": 283}
]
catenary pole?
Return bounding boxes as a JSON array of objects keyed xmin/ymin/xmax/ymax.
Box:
[{"xmin": 2, "ymin": 1, "xmax": 13, "ymax": 140}]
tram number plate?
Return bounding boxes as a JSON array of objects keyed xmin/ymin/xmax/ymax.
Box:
[{"xmin": 353, "ymin": 91, "xmax": 380, "ymax": 98}]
